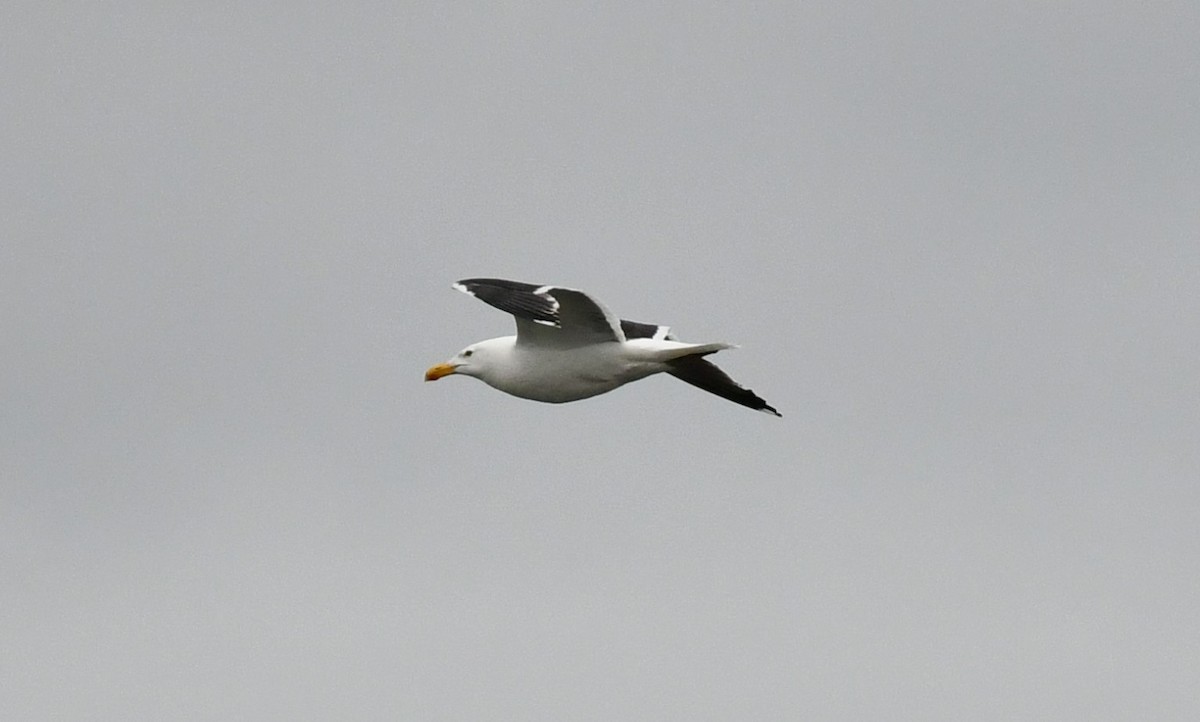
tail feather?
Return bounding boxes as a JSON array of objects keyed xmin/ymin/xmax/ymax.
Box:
[{"xmin": 652, "ymin": 342, "xmax": 736, "ymax": 362}]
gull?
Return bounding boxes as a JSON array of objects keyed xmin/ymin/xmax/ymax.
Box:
[{"xmin": 425, "ymin": 278, "xmax": 780, "ymax": 416}]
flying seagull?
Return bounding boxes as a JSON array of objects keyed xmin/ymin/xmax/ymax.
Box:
[{"xmin": 425, "ymin": 279, "xmax": 781, "ymax": 416}]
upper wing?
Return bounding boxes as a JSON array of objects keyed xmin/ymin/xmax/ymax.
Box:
[
  {"xmin": 453, "ymin": 278, "xmax": 624, "ymax": 347},
  {"xmin": 619, "ymin": 319, "xmax": 673, "ymax": 341}
]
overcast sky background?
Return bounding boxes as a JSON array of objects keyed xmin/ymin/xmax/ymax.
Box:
[{"xmin": 3, "ymin": 3, "xmax": 1199, "ymax": 720}]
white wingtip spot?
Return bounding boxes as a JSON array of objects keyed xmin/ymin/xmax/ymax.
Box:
[
  {"xmin": 532, "ymin": 285, "xmax": 560, "ymax": 312},
  {"xmin": 654, "ymin": 325, "xmax": 672, "ymax": 341},
  {"xmin": 451, "ymin": 282, "xmax": 473, "ymax": 295}
]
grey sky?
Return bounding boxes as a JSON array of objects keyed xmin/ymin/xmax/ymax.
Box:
[{"xmin": 3, "ymin": 2, "xmax": 1198, "ymax": 719}]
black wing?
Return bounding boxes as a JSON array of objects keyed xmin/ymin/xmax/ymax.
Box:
[
  {"xmin": 666, "ymin": 355, "xmax": 782, "ymax": 417},
  {"xmin": 453, "ymin": 278, "xmax": 558, "ymax": 325},
  {"xmin": 619, "ymin": 319, "xmax": 672, "ymax": 341},
  {"xmin": 454, "ymin": 278, "xmax": 622, "ymax": 345}
]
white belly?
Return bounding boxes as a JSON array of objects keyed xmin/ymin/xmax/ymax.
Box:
[{"xmin": 487, "ymin": 343, "xmax": 661, "ymax": 403}]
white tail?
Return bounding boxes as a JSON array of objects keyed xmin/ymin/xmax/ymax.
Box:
[{"xmin": 652, "ymin": 341, "xmax": 737, "ymax": 362}]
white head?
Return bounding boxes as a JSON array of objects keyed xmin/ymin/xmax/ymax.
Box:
[{"xmin": 424, "ymin": 337, "xmax": 511, "ymax": 382}]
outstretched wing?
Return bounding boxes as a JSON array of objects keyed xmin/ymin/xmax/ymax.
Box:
[
  {"xmin": 620, "ymin": 314, "xmax": 781, "ymax": 416},
  {"xmin": 453, "ymin": 278, "xmax": 623, "ymax": 347},
  {"xmin": 665, "ymin": 355, "xmax": 782, "ymax": 417}
]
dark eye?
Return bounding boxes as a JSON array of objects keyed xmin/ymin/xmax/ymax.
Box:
[{"xmin": 463, "ymin": 349, "xmax": 473, "ymax": 357}]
